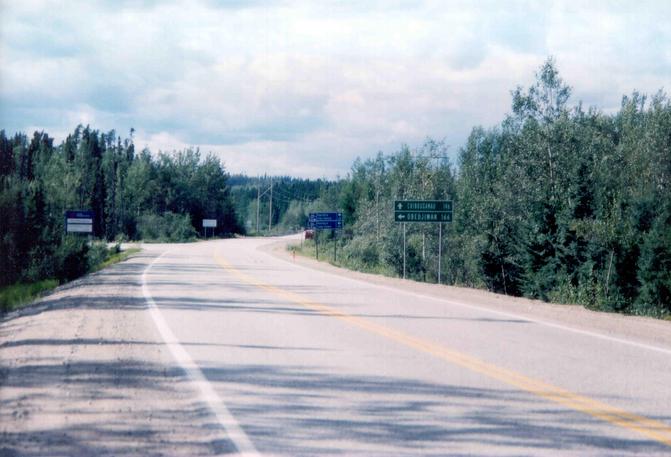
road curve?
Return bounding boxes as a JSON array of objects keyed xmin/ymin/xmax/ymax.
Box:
[{"xmin": 2, "ymin": 236, "xmax": 671, "ymax": 456}]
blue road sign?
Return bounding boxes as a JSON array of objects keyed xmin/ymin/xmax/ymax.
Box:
[
  {"xmin": 65, "ymin": 210, "xmax": 94, "ymax": 220},
  {"xmin": 308, "ymin": 212, "xmax": 343, "ymax": 230},
  {"xmin": 65, "ymin": 210, "xmax": 94, "ymax": 233}
]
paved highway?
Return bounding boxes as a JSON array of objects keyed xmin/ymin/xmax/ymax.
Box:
[{"xmin": 2, "ymin": 236, "xmax": 671, "ymax": 455}]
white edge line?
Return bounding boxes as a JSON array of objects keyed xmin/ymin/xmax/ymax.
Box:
[
  {"xmin": 142, "ymin": 250, "xmax": 260, "ymax": 457},
  {"xmin": 264, "ymin": 239, "xmax": 671, "ymax": 357}
]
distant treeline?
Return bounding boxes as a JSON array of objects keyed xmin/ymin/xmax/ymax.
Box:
[
  {"xmin": 0, "ymin": 126, "xmax": 241, "ymax": 287},
  {"xmin": 308, "ymin": 59, "xmax": 670, "ymax": 317},
  {"xmin": 228, "ymin": 175, "xmax": 338, "ymax": 234}
]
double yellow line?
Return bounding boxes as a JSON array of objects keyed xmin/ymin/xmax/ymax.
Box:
[{"xmin": 214, "ymin": 250, "xmax": 671, "ymax": 448}]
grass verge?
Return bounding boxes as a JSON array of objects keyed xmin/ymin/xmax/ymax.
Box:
[
  {"xmin": 0, "ymin": 279, "xmax": 59, "ymax": 313},
  {"xmin": 1, "ymin": 247, "xmax": 142, "ymax": 314},
  {"xmin": 91, "ymin": 247, "xmax": 142, "ymax": 272},
  {"xmin": 289, "ymin": 241, "xmax": 671, "ymax": 321},
  {"xmin": 288, "ymin": 240, "xmax": 394, "ymax": 277}
]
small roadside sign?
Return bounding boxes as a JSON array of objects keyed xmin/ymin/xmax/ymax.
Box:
[
  {"xmin": 65, "ymin": 210, "xmax": 93, "ymax": 233},
  {"xmin": 202, "ymin": 218, "xmax": 217, "ymax": 238},
  {"xmin": 308, "ymin": 212, "xmax": 343, "ymax": 230}
]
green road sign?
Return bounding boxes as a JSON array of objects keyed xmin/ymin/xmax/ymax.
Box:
[
  {"xmin": 395, "ymin": 200, "xmax": 453, "ymax": 223},
  {"xmin": 395, "ymin": 200, "xmax": 452, "ymax": 212},
  {"xmin": 394, "ymin": 211, "xmax": 452, "ymax": 222}
]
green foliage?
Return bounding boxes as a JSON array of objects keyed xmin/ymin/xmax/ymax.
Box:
[
  {"xmin": 54, "ymin": 237, "xmax": 89, "ymax": 282},
  {"xmin": 92, "ymin": 247, "xmax": 141, "ymax": 272},
  {"xmin": 280, "ymin": 200, "xmax": 309, "ymax": 231},
  {"xmin": 343, "ymin": 236, "xmax": 380, "ymax": 268},
  {"xmin": 2, "ymin": 57, "xmax": 669, "ymax": 318},
  {"xmin": 0, "ymin": 125, "xmax": 240, "ymax": 289},
  {"xmin": 292, "ymin": 235, "xmax": 394, "ymax": 277},
  {"xmin": 137, "ymin": 212, "xmax": 197, "ymax": 242},
  {"xmin": 86, "ymin": 241, "xmax": 112, "ymax": 272},
  {"xmin": 0, "ymin": 245, "xmax": 141, "ymax": 313},
  {"xmin": 0, "ymin": 279, "xmax": 58, "ymax": 313},
  {"xmin": 635, "ymin": 205, "xmax": 671, "ymax": 316},
  {"xmin": 295, "ymin": 58, "xmax": 670, "ymax": 318},
  {"xmin": 228, "ymin": 175, "xmax": 333, "ymax": 234}
]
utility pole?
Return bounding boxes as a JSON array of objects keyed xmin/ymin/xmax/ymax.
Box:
[
  {"xmin": 268, "ymin": 177, "xmax": 273, "ymax": 232},
  {"xmin": 256, "ymin": 177, "xmax": 273, "ymax": 235},
  {"xmin": 256, "ymin": 185, "xmax": 260, "ymax": 234}
]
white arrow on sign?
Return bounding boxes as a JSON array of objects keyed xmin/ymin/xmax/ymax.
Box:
[
  {"xmin": 397, "ymin": 214, "xmax": 406, "ymax": 219},
  {"xmin": 397, "ymin": 203, "xmax": 403, "ymax": 210}
]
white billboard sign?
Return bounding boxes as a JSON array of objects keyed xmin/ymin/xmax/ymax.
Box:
[{"xmin": 65, "ymin": 210, "xmax": 94, "ymax": 233}]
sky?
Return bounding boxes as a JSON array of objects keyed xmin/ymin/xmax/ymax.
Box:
[{"xmin": 1, "ymin": 1, "xmax": 669, "ymax": 178}]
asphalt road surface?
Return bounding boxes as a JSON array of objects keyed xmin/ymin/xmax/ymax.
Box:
[{"xmin": 2, "ymin": 236, "xmax": 671, "ymax": 456}]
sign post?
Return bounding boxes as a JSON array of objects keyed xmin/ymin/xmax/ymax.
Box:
[
  {"xmin": 308, "ymin": 212, "xmax": 343, "ymax": 262},
  {"xmin": 438, "ymin": 222, "xmax": 442, "ymax": 284},
  {"xmin": 403, "ymin": 223, "xmax": 406, "ymax": 279},
  {"xmin": 394, "ymin": 200, "xmax": 452, "ymax": 283},
  {"xmin": 203, "ymin": 219, "xmax": 217, "ymax": 238}
]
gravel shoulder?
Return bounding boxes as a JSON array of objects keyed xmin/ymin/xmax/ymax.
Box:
[
  {"xmin": 0, "ymin": 249, "xmax": 231, "ymax": 456},
  {"xmin": 262, "ymin": 236, "xmax": 671, "ymax": 353}
]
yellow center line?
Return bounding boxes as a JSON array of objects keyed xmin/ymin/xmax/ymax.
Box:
[{"xmin": 214, "ymin": 250, "xmax": 671, "ymax": 447}]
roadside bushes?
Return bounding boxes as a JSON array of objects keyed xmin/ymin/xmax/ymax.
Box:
[
  {"xmin": 86, "ymin": 241, "xmax": 113, "ymax": 273},
  {"xmin": 0, "ymin": 240, "xmax": 127, "ymax": 313},
  {"xmin": 137, "ymin": 212, "xmax": 197, "ymax": 242},
  {"xmin": 341, "ymin": 236, "xmax": 381, "ymax": 271},
  {"xmin": 55, "ymin": 237, "xmax": 89, "ymax": 281},
  {"xmin": 0, "ymin": 279, "xmax": 58, "ymax": 313},
  {"xmin": 20, "ymin": 237, "xmax": 90, "ymax": 284}
]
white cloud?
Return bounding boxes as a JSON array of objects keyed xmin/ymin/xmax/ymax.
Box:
[
  {"xmin": 1, "ymin": 0, "xmax": 669, "ymax": 178},
  {"xmin": 547, "ymin": 1, "xmax": 671, "ymax": 110}
]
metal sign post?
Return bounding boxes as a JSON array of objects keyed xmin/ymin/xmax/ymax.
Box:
[
  {"xmin": 203, "ymin": 219, "xmax": 217, "ymax": 238},
  {"xmin": 308, "ymin": 212, "xmax": 343, "ymax": 262},
  {"xmin": 395, "ymin": 200, "xmax": 452, "ymax": 283},
  {"xmin": 403, "ymin": 222, "xmax": 406, "ymax": 279},
  {"xmin": 438, "ymin": 222, "xmax": 442, "ymax": 284}
]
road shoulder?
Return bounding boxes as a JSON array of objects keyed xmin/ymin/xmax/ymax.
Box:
[
  {"xmin": 0, "ymin": 250, "xmax": 233, "ymax": 456},
  {"xmin": 260, "ymin": 237, "xmax": 671, "ymax": 354}
]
